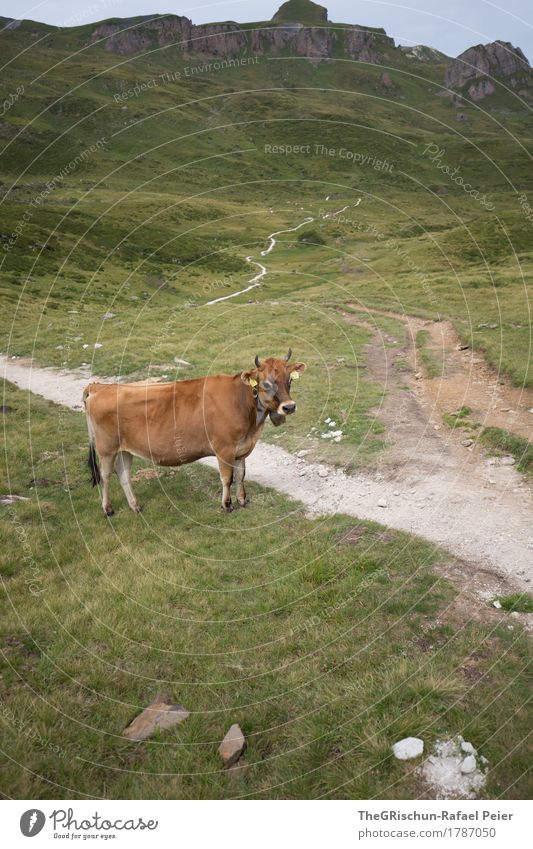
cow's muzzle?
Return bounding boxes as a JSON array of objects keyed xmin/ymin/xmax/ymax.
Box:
[{"xmin": 280, "ymin": 402, "xmax": 296, "ymax": 415}]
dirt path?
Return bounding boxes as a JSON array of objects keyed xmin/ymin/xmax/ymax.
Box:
[{"xmin": 2, "ymin": 344, "xmax": 532, "ymax": 593}]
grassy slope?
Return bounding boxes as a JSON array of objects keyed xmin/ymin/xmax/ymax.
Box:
[
  {"xmin": 0, "ymin": 23, "xmax": 532, "ymax": 389},
  {"xmin": 0, "ymin": 18, "xmax": 532, "ymax": 800},
  {"xmin": 1, "ymin": 381, "xmax": 531, "ymax": 799}
]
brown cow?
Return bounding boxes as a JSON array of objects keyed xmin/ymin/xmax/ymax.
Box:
[{"xmin": 83, "ymin": 351, "xmax": 306, "ymax": 515}]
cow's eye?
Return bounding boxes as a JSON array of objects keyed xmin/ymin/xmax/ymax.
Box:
[{"xmin": 262, "ymin": 380, "xmax": 273, "ymax": 391}]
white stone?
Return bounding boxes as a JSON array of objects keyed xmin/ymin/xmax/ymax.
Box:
[
  {"xmin": 378, "ymin": 498, "xmax": 387, "ymax": 508},
  {"xmin": 461, "ymin": 741, "xmax": 475, "ymax": 755},
  {"xmin": 392, "ymin": 737, "xmax": 424, "ymax": 760},
  {"xmin": 492, "ymin": 600, "xmax": 502, "ymax": 609},
  {"xmin": 461, "ymin": 755, "xmax": 477, "ymax": 774}
]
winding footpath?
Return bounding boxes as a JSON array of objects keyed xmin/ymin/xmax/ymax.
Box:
[
  {"xmin": 2, "ymin": 201, "xmax": 532, "ymax": 592},
  {"xmin": 205, "ymin": 199, "xmax": 360, "ymax": 306}
]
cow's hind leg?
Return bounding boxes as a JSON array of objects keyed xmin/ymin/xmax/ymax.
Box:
[
  {"xmin": 216, "ymin": 454, "xmax": 234, "ymax": 513},
  {"xmin": 100, "ymin": 453, "xmax": 117, "ymax": 517},
  {"xmin": 116, "ymin": 451, "xmax": 141, "ymax": 513},
  {"xmin": 235, "ymin": 457, "xmax": 249, "ymax": 507}
]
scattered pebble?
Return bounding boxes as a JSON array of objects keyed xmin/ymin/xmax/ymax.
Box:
[
  {"xmin": 461, "ymin": 755, "xmax": 477, "ymax": 774},
  {"xmin": 219, "ymin": 723, "xmax": 246, "ymax": 768},
  {"xmin": 0, "ymin": 494, "xmax": 29, "ymax": 505},
  {"xmin": 122, "ymin": 696, "xmax": 189, "ymax": 741},
  {"xmin": 392, "ymin": 737, "xmax": 424, "ymax": 760},
  {"xmin": 378, "ymin": 498, "xmax": 387, "ymax": 508},
  {"xmin": 417, "ymin": 736, "xmax": 487, "ymax": 799},
  {"xmin": 492, "ymin": 600, "xmax": 502, "ymax": 609}
]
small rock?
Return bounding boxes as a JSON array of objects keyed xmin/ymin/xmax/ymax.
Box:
[
  {"xmin": 378, "ymin": 498, "xmax": 387, "ymax": 508},
  {"xmin": 0, "ymin": 494, "xmax": 29, "ymax": 505},
  {"xmin": 461, "ymin": 755, "xmax": 477, "ymax": 774},
  {"xmin": 392, "ymin": 737, "xmax": 424, "ymax": 760},
  {"xmin": 499, "ymin": 455, "xmax": 515, "ymax": 465},
  {"xmin": 102, "ymin": 312, "xmax": 116, "ymax": 320},
  {"xmin": 492, "ymin": 600, "xmax": 502, "ymax": 609},
  {"xmin": 462, "ymin": 438, "xmax": 474, "ymax": 447},
  {"xmin": 461, "ymin": 741, "xmax": 476, "ymax": 755},
  {"xmin": 457, "ymin": 344, "xmax": 470, "ymax": 351},
  {"xmin": 219, "ymin": 723, "xmax": 246, "ymax": 768},
  {"xmin": 123, "ymin": 696, "xmax": 189, "ymax": 741},
  {"xmin": 174, "ymin": 357, "xmax": 192, "ymax": 367},
  {"xmin": 29, "ymin": 478, "xmax": 53, "ymax": 488},
  {"xmin": 94, "ymin": 343, "xmax": 103, "ymax": 349},
  {"xmin": 415, "ymin": 372, "xmax": 422, "ymax": 379},
  {"xmin": 318, "ymin": 467, "xmax": 329, "ymax": 478}
]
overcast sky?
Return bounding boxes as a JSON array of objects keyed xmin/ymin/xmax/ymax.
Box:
[{"xmin": 3, "ymin": 0, "xmax": 533, "ymax": 60}]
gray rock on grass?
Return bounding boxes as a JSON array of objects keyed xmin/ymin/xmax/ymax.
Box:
[
  {"xmin": 219, "ymin": 723, "xmax": 246, "ymax": 767},
  {"xmin": 123, "ymin": 696, "xmax": 189, "ymax": 741}
]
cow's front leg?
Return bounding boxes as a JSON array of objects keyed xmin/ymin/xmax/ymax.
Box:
[
  {"xmin": 216, "ymin": 454, "xmax": 234, "ymax": 513},
  {"xmin": 235, "ymin": 457, "xmax": 249, "ymax": 507}
]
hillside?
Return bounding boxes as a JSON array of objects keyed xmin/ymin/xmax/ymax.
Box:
[{"xmin": 1, "ymin": 0, "xmax": 532, "ymax": 387}]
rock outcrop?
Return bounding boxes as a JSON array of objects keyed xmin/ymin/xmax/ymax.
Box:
[
  {"xmin": 89, "ymin": 4, "xmax": 395, "ymax": 63},
  {"xmin": 444, "ymin": 40, "xmax": 531, "ymax": 99}
]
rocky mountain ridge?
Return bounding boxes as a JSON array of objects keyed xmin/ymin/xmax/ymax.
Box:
[{"xmin": 2, "ymin": 1, "xmax": 532, "ymax": 102}]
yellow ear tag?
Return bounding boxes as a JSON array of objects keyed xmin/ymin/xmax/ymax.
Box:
[
  {"xmin": 290, "ymin": 371, "xmax": 300, "ymax": 380},
  {"xmin": 249, "ymin": 378, "xmax": 258, "ymax": 387}
]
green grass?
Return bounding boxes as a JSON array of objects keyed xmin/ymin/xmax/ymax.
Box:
[
  {"xmin": 497, "ymin": 594, "xmax": 533, "ymax": 614},
  {"xmin": 479, "ymin": 427, "xmax": 533, "ymax": 476},
  {"xmin": 415, "ymin": 330, "xmax": 444, "ymax": 379},
  {"xmin": 1, "ymin": 10, "xmax": 532, "ymax": 800},
  {"xmin": 1, "ymin": 381, "xmax": 532, "ymax": 799}
]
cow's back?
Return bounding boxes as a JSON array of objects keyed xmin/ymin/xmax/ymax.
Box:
[{"xmin": 84, "ymin": 375, "xmax": 253, "ymax": 465}]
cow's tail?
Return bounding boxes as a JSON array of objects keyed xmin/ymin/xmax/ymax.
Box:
[{"xmin": 83, "ymin": 386, "xmax": 101, "ymax": 487}]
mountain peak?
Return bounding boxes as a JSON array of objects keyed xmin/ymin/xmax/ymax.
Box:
[{"xmin": 272, "ymin": 0, "xmax": 328, "ymax": 25}]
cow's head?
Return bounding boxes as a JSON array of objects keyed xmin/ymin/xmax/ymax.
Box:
[{"xmin": 241, "ymin": 349, "xmax": 306, "ymax": 424}]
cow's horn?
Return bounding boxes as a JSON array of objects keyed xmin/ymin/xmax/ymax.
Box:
[
  {"xmin": 255, "ymin": 354, "xmax": 261, "ymax": 368},
  {"xmin": 285, "ymin": 348, "xmax": 292, "ymax": 361}
]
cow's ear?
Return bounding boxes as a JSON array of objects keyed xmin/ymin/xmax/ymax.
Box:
[
  {"xmin": 241, "ymin": 369, "xmax": 258, "ymax": 386},
  {"xmin": 290, "ymin": 362, "xmax": 306, "ymax": 376}
]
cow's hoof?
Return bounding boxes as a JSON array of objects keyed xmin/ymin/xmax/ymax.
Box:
[
  {"xmin": 104, "ymin": 507, "xmax": 114, "ymax": 517},
  {"xmin": 222, "ymin": 502, "xmax": 234, "ymax": 514},
  {"xmin": 238, "ymin": 498, "xmax": 251, "ymax": 508}
]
